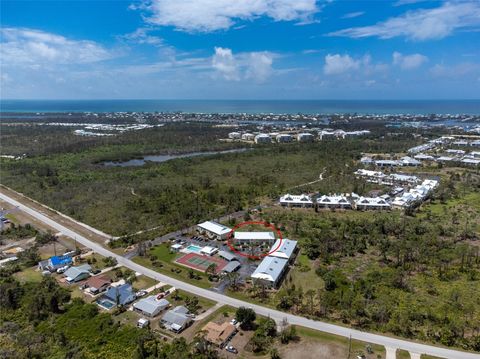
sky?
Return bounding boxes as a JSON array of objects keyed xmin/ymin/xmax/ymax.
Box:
[{"xmin": 1, "ymin": 0, "xmax": 480, "ymax": 100}]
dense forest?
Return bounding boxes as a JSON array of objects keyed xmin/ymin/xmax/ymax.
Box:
[
  {"xmin": 0, "ymin": 276, "xmax": 223, "ymax": 359},
  {"xmin": 0, "ymin": 123, "xmax": 422, "ymax": 236},
  {"xmin": 251, "ymin": 171, "xmax": 480, "ymax": 351}
]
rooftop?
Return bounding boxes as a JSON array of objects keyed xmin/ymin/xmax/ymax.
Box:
[
  {"xmin": 251, "ymin": 256, "xmax": 288, "ymax": 283},
  {"xmin": 197, "ymin": 221, "xmax": 231, "ymax": 236},
  {"xmin": 268, "ymin": 238, "xmax": 297, "ymax": 260},
  {"xmin": 234, "ymin": 232, "xmax": 275, "ymax": 240}
]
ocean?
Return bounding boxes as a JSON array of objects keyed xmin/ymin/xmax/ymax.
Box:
[{"xmin": 1, "ymin": 99, "xmax": 480, "ymax": 115}]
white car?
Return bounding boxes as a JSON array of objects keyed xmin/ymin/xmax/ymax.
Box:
[
  {"xmin": 56, "ymin": 265, "xmax": 70, "ymax": 274},
  {"xmin": 230, "ymin": 319, "xmax": 238, "ymax": 325},
  {"xmin": 135, "ymin": 290, "xmax": 148, "ymax": 297}
]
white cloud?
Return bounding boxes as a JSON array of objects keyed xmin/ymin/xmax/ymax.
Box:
[
  {"xmin": 245, "ymin": 52, "xmax": 273, "ymax": 82},
  {"xmin": 329, "ymin": 2, "xmax": 480, "ymax": 41},
  {"xmin": 323, "ymin": 54, "xmax": 360, "ymax": 75},
  {"xmin": 0, "ymin": 27, "xmax": 114, "ymax": 65},
  {"xmin": 392, "ymin": 52, "xmax": 428, "ymax": 69},
  {"xmin": 341, "ymin": 11, "xmax": 365, "ymax": 19},
  {"xmin": 121, "ymin": 27, "xmax": 163, "ymax": 46},
  {"xmin": 212, "ymin": 47, "xmax": 274, "ymax": 82},
  {"xmin": 139, "ymin": 0, "xmax": 318, "ymax": 32},
  {"xmin": 212, "ymin": 47, "xmax": 241, "ymax": 80}
]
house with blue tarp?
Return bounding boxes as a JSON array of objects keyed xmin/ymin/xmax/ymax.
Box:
[{"xmin": 38, "ymin": 254, "xmax": 73, "ymax": 272}]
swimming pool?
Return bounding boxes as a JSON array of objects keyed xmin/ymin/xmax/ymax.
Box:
[
  {"xmin": 97, "ymin": 298, "xmax": 115, "ymax": 310},
  {"xmin": 186, "ymin": 244, "xmax": 203, "ymax": 253}
]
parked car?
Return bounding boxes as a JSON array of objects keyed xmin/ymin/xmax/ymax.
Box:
[
  {"xmin": 91, "ymin": 268, "xmax": 101, "ymax": 275},
  {"xmin": 56, "ymin": 265, "xmax": 70, "ymax": 274},
  {"xmin": 136, "ymin": 290, "xmax": 148, "ymax": 297},
  {"xmin": 225, "ymin": 346, "xmax": 238, "ymax": 354},
  {"xmin": 230, "ymin": 319, "xmax": 238, "ymax": 325}
]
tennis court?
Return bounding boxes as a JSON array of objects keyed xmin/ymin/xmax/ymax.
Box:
[{"xmin": 175, "ymin": 252, "xmax": 227, "ymax": 273}]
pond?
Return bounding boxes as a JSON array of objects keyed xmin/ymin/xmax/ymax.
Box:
[{"xmin": 101, "ymin": 148, "xmax": 249, "ymax": 167}]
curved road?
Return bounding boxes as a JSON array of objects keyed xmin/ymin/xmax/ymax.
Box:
[{"xmin": 1, "ymin": 191, "xmax": 478, "ymax": 359}]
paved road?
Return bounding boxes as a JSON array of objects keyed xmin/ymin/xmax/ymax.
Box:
[{"xmin": 1, "ymin": 191, "xmax": 478, "ymax": 359}]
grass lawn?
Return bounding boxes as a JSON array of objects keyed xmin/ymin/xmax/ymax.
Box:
[
  {"xmin": 132, "ymin": 275, "xmax": 158, "ymax": 291},
  {"xmin": 13, "ymin": 266, "xmax": 43, "ymax": 283},
  {"xmin": 295, "ymin": 326, "xmax": 385, "ymax": 358},
  {"xmin": 286, "ymin": 253, "xmax": 322, "ymax": 293},
  {"xmin": 149, "ymin": 243, "xmax": 177, "ymax": 262}
]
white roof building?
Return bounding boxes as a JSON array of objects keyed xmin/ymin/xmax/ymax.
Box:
[
  {"xmin": 133, "ymin": 296, "xmax": 170, "ymax": 317},
  {"xmin": 234, "ymin": 232, "xmax": 275, "ymax": 243},
  {"xmin": 228, "ymin": 132, "xmax": 241, "ymax": 139},
  {"xmin": 279, "ymin": 194, "xmax": 313, "ymax": 207},
  {"xmin": 297, "ymin": 133, "xmax": 315, "ymax": 142},
  {"xmin": 446, "ymin": 149, "xmax": 466, "ymax": 155},
  {"xmin": 254, "ymin": 134, "xmax": 272, "ymax": 144},
  {"xmin": 375, "ymin": 160, "xmax": 400, "ymax": 167},
  {"xmin": 251, "ymin": 256, "xmax": 288, "ymax": 287},
  {"xmin": 400, "ymin": 156, "xmax": 422, "ymax": 166},
  {"xmin": 355, "ymin": 197, "xmax": 391, "ymax": 210},
  {"xmin": 316, "ymin": 195, "xmax": 352, "ymax": 208},
  {"xmin": 241, "ymin": 133, "xmax": 255, "ymax": 141},
  {"xmin": 437, "ymin": 156, "xmax": 456, "ymax": 162},
  {"xmin": 276, "ymin": 134, "xmax": 293, "ymax": 143},
  {"xmin": 414, "ymin": 154, "xmax": 435, "ymax": 161},
  {"xmin": 268, "ymin": 239, "xmax": 297, "ymax": 260},
  {"xmin": 197, "ymin": 221, "xmax": 231, "ymax": 240},
  {"xmin": 200, "ymin": 246, "xmax": 218, "ymax": 256}
]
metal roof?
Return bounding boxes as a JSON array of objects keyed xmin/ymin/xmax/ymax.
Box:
[
  {"xmin": 218, "ymin": 250, "xmax": 236, "ymax": 261},
  {"xmin": 251, "ymin": 256, "xmax": 288, "ymax": 283},
  {"xmin": 197, "ymin": 221, "xmax": 231, "ymax": 236},
  {"xmin": 234, "ymin": 232, "xmax": 275, "ymax": 240},
  {"xmin": 268, "ymin": 239, "xmax": 297, "ymax": 260},
  {"xmin": 222, "ymin": 261, "xmax": 241, "ymax": 273},
  {"xmin": 133, "ymin": 296, "xmax": 169, "ymax": 315}
]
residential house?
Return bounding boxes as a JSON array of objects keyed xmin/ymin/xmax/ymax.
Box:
[
  {"xmin": 161, "ymin": 306, "xmax": 192, "ymax": 333},
  {"xmin": 354, "ymin": 197, "xmax": 391, "ymax": 211},
  {"xmin": 276, "ymin": 134, "xmax": 293, "ymax": 143},
  {"xmin": 64, "ymin": 264, "xmax": 91, "ymax": 283},
  {"xmin": 279, "ymin": 194, "xmax": 313, "ymax": 208},
  {"xmin": 202, "ymin": 321, "xmax": 237, "ymax": 348},
  {"xmin": 100, "ymin": 283, "xmax": 136, "ymax": 308},
  {"xmin": 133, "ymin": 296, "xmax": 170, "ymax": 317},
  {"xmin": 228, "ymin": 132, "xmax": 241, "ymax": 139},
  {"xmin": 84, "ymin": 275, "xmax": 111, "ymax": 295},
  {"xmin": 316, "ymin": 195, "xmax": 352, "ymax": 209},
  {"xmin": 254, "ymin": 134, "xmax": 271, "ymax": 144},
  {"xmin": 241, "ymin": 133, "xmax": 255, "ymax": 141},
  {"xmin": 38, "ymin": 254, "xmax": 72, "ymax": 272},
  {"xmin": 296, "ymin": 133, "xmax": 314, "ymax": 142}
]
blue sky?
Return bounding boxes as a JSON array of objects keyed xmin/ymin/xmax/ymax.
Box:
[{"xmin": 1, "ymin": 0, "xmax": 480, "ymax": 99}]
